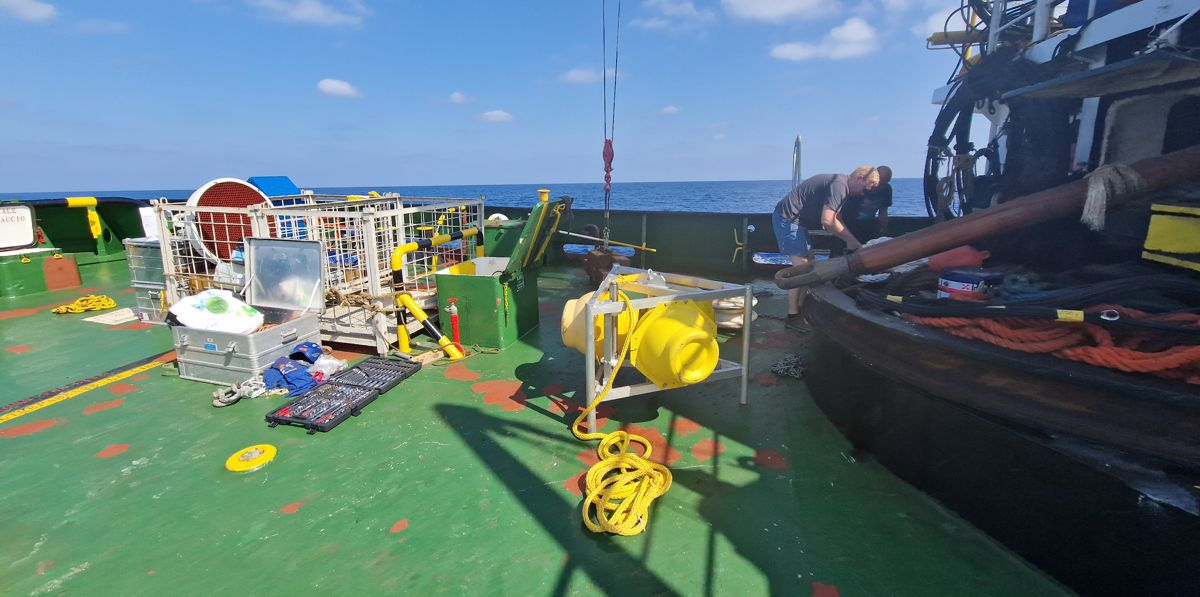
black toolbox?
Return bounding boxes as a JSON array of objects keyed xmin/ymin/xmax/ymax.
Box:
[
  {"xmin": 264, "ymin": 356, "xmax": 420, "ymax": 433},
  {"xmin": 329, "ymin": 356, "xmax": 421, "ymax": 393},
  {"xmin": 265, "ymin": 382, "xmax": 379, "ymax": 434}
]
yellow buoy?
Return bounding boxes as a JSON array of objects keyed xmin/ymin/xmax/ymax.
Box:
[
  {"xmin": 628, "ymin": 300, "xmax": 719, "ymax": 389},
  {"xmin": 560, "ymin": 290, "xmax": 638, "ymax": 357},
  {"xmin": 225, "ymin": 444, "xmax": 277, "ymax": 473}
]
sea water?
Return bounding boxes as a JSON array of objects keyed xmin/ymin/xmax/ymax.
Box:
[{"xmin": 6, "ymin": 179, "xmax": 928, "ymax": 217}]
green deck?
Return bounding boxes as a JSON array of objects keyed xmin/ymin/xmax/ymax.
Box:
[{"xmin": 0, "ymin": 260, "xmax": 1068, "ymax": 595}]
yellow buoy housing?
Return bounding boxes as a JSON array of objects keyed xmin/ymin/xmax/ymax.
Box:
[
  {"xmin": 561, "ymin": 293, "xmax": 719, "ymax": 389},
  {"xmin": 628, "ymin": 300, "xmax": 719, "ymax": 389},
  {"xmin": 560, "ymin": 290, "xmax": 637, "ymax": 357}
]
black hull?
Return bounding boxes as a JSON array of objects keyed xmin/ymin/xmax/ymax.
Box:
[{"xmin": 803, "ymin": 285, "xmax": 1200, "ymax": 596}]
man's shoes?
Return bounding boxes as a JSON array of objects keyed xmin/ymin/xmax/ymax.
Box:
[{"xmin": 785, "ymin": 312, "xmax": 812, "ymax": 332}]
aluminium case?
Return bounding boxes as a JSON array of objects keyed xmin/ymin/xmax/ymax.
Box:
[{"xmin": 172, "ymin": 238, "xmax": 325, "ymax": 385}]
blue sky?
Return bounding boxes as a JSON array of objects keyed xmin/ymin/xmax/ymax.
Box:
[{"xmin": 0, "ymin": 0, "xmax": 963, "ymax": 191}]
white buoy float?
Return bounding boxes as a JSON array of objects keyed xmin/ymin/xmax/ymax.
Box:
[{"xmin": 712, "ymin": 296, "xmax": 758, "ymax": 330}]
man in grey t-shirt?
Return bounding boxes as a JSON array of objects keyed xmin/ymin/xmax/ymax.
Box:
[{"xmin": 772, "ymin": 166, "xmax": 879, "ymax": 319}]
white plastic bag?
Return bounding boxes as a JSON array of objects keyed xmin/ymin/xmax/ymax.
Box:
[
  {"xmin": 169, "ymin": 289, "xmax": 264, "ymax": 334},
  {"xmin": 307, "ymin": 354, "xmax": 348, "ymax": 384}
]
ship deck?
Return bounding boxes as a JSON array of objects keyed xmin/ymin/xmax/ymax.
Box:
[{"xmin": 0, "ymin": 260, "xmax": 1067, "ymax": 595}]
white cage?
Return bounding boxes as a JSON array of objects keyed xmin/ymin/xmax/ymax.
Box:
[{"xmin": 153, "ymin": 195, "xmax": 484, "ymax": 354}]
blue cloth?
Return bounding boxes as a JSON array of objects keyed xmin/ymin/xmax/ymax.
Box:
[
  {"xmin": 262, "ymin": 357, "xmax": 317, "ymax": 396},
  {"xmin": 772, "ymin": 210, "xmax": 809, "ymax": 257}
]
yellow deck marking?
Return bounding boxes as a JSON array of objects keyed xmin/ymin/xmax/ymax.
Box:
[{"xmin": 0, "ymin": 360, "xmax": 166, "ymax": 424}]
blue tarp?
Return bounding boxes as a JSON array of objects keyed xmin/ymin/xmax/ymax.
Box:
[{"xmin": 248, "ymin": 176, "xmax": 302, "ymax": 197}]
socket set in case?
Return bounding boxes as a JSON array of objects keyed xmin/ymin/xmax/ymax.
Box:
[
  {"xmin": 265, "ymin": 382, "xmax": 380, "ymax": 434},
  {"xmin": 329, "ymin": 356, "xmax": 422, "ymax": 393}
]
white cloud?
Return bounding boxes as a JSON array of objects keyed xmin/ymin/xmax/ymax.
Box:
[
  {"xmin": 77, "ymin": 18, "xmax": 128, "ymax": 34},
  {"xmin": 447, "ymin": 91, "xmax": 468, "ymax": 104},
  {"xmin": 247, "ymin": 0, "xmax": 368, "ymax": 26},
  {"xmin": 913, "ymin": 9, "xmax": 949, "ymax": 38},
  {"xmin": 721, "ymin": 0, "xmax": 834, "ymax": 22},
  {"xmin": 660, "ymin": 105, "xmax": 680, "ymax": 115},
  {"xmin": 771, "ymin": 17, "xmax": 880, "ymax": 61},
  {"xmin": 317, "ymin": 78, "xmax": 360, "ymax": 98},
  {"xmin": 0, "ymin": 0, "xmax": 57, "ymax": 22},
  {"xmin": 480, "ymin": 110, "xmax": 514, "ymax": 123},
  {"xmin": 561, "ymin": 68, "xmax": 600, "ymax": 84},
  {"xmin": 630, "ymin": 17, "xmax": 669, "ymax": 29},
  {"xmin": 632, "ymin": 0, "xmax": 714, "ymax": 31}
]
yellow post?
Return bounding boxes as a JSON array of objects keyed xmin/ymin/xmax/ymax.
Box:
[
  {"xmin": 396, "ymin": 293, "xmax": 464, "ymax": 360},
  {"xmin": 538, "ymin": 189, "xmax": 549, "ymax": 202}
]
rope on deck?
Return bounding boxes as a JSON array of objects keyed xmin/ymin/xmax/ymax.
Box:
[
  {"xmin": 51, "ymin": 294, "xmax": 116, "ymax": 314},
  {"xmin": 571, "ymin": 293, "xmax": 672, "ymax": 536}
]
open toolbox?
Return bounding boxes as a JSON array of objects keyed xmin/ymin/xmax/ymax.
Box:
[
  {"xmin": 265, "ymin": 382, "xmax": 379, "ymax": 434},
  {"xmin": 264, "ymin": 356, "xmax": 421, "ymax": 433},
  {"xmin": 329, "ymin": 356, "xmax": 422, "ymax": 393}
]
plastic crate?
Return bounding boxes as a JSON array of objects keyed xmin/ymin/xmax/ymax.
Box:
[
  {"xmin": 329, "ymin": 356, "xmax": 422, "ymax": 393},
  {"xmin": 264, "ymin": 382, "xmax": 380, "ymax": 434}
]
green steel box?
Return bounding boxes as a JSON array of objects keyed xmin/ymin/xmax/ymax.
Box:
[
  {"xmin": 433, "ymin": 195, "xmax": 566, "ymax": 349},
  {"xmin": 434, "ymin": 258, "xmax": 539, "ymax": 349}
]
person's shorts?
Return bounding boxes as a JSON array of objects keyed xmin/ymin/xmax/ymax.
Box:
[{"xmin": 772, "ymin": 210, "xmax": 809, "ymax": 256}]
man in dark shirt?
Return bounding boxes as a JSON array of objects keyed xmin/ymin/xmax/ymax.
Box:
[
  {"xmin": 773, "ymin": 165, "xmax": 879, "ymax": 319},
  {"xmin": 844, "ymin": 165, "xmax": 892, "ymax": 242}
]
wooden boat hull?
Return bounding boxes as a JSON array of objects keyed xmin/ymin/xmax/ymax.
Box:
[{"xmin": 802, "ymin": 284, "xmax": 1200, "ymax": 595}]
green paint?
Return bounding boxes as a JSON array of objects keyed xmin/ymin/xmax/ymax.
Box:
[
  {"xmin": 0, "ymin": 251, "xmax": 54, "ymax": 297},
  {"xmin": 0, "ymin": 262, "xmax": 1066, "ymax": 595}
]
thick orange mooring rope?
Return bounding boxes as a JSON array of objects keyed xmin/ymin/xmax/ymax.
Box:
[{"xmin": 906, "ymin": 305, "xmax": 1200, "ymax": 384}]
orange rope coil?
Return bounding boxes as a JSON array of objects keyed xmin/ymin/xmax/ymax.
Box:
[{"xmin": 905, "ymin": 306, "xmax": 1200, "ymax": 384}]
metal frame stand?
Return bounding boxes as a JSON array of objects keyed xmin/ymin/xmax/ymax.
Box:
[{"xmin": 582, "ymin": 265, "xmax": 752, "ymax": 433}]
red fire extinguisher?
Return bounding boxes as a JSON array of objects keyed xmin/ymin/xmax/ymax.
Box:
[{"xmin": 447, "ymin": 298, "xmax": 463, "ymax": 352}]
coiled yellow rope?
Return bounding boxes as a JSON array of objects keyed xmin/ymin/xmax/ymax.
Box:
[
  {"xmin": 51, "ymin": 294, "xmax": 117, "ymax": 314},
  {"xmin": 570, "ymin": 294, "xmax": 672, "ymax": 536}
]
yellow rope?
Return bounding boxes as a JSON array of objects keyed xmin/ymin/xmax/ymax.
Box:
[
  {"xmin": 570, "ymin": 294, "xmax": 672, "ymax": 536},
  {"xmin": 51, "ymin": 294, "xmax": 117, "ymax": 314}
]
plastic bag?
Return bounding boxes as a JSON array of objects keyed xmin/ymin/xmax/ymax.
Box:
[
  {"xmin": 307, "ymin": 354, "xmax": 348, "ymax": 385},
  {"xmin": 169, "ymin": 289, "xmax": 263, "ymax": 334}
]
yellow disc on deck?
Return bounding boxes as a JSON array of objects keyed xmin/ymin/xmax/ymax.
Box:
[{"xmin": 225, "ymin": 444, "xmax": 277, "ymax": 473}]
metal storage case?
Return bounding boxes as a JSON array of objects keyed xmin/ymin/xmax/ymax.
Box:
[
  {"xmin": 123, "ymin": 237, "xmax": 165, "ymax": 286},
  {"xmin": 173, "ymin": 238, "xmax": 325, "ymax": 385},
  {"xmin": 433, "ymin": 195, "xmax": 565, "ymax": 349},
  {"xmin": 132, "ymin": 282, "xmax": 168, "ymax": 324}
]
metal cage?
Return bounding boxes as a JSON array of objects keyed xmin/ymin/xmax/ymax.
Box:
[{"xmin": 153, "ymin": 195, "xmax": 484, "ymax": 354}]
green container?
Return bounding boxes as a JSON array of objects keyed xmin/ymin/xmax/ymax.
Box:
[
  {"xmin": 435, "ymin": 197, "xmax": 566, "ymax": 349},
  {"xmin": 434, "ymin": 260, "xmax": 539, "ymax": 349},
  {"xmin": 484, "ymin": 219, "xmax": 526, "ymax": 259}
]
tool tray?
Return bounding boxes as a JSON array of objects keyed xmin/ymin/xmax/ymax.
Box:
[
  {"xmin": 264, "ymin": 382, "xmax": 379, "ymax": 434},
  {"xmin": 329, "ymin": 356, "xmax": 422, "ymax": 393}
]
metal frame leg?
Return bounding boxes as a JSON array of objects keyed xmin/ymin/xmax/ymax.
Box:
[{"xmin": 740, "ymin": 284, "xmax": 751, "ymax": 405}]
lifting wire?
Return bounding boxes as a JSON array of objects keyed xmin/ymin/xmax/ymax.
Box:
[{"xmin": 601, "ymin": 0, "xmax": 622, "ymax": 249}]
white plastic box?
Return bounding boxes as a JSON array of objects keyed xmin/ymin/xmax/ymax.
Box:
[{"xmin": 172, "ymin": 238, "xmax": 325, "ymax": 386}]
